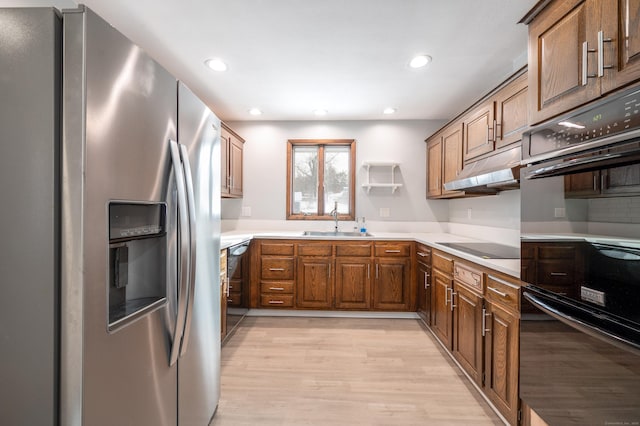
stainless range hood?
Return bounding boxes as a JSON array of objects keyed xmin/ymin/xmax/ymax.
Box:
[{"xmin": 443, "ymin": 145, "xmax": 522, "ymax": 191}]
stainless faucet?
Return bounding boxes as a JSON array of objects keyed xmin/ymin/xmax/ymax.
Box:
[{"xmin": 330, "ymin": 201, "xmax": 339, "ymax": 232}]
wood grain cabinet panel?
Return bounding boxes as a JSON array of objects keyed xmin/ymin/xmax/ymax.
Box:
[
  {"xmin": 525, "ymin": 0, "xmax": 640, "ymax": 124},
  {"xmin": 427, "ymin": 137, "xmax": 443, "ymax": 197},
  {"xmin": 442, "ymin": 124, "xmax": 464, "ymax": 196},
  {"xmin": 335, "ymin": 258, "xmax": 372, "ymax": 309},
  {"xmin": 464, "ymin": 102, "xmax": 495, "ymax": 162},
  {"xmin": 431, "ymin": 268, "xmax": 454, "ymax": 350},
  {"xmin": 221, "ymin": 123, "xmax": 245, "ymax": 198},
  {"xmin": 452, "ymin": 283, "xmax": 484, "ymax": 386},
  {"xmin": 495, "ymin": 72, "xmax": 528, "ymax": 149},
  {"xmin": 296, "ymin": 257, "xmax": 333, "ymax": 309},
  {"xmin": 415, "ymin": 245, "xmax": 431, "ymax": 325},
  {"xmin": 373, "ymin": 258, "xmax": 411, "ymax": 310}
]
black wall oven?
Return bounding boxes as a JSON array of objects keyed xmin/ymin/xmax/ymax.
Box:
[{"xmin": 520, "ymin": 85, "xmax": 640, "ymax": 425}]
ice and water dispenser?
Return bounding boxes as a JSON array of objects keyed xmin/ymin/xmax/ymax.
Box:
[{"xmin": 108, "ymin": 202, "xmax": 167, "ymax": 330}]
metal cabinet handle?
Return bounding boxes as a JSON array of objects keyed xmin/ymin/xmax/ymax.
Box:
[
  {"xmin": 482, "ymin": 307, "xmax": 491, "ymax": 337},
  {"xmin": 450, "ymin": 291, "xmax": 457, "ymax": 312},
  {"xmin": 445, "ymin": 287, "xmax": 450, "ymax": 306},
  {"xmin": 417, "ymin": 251, "xmax": 428, "ymax": 257},
  {"xmin": 269, "ymin": 287, "xmax": 285, "ymax": 291},
  {"xmin": 424, "ymin": 271, "xmax": 430, "ymax": 289},
  {"xmin": 269, "ymin": 268, "xmax": 285, "ymax": 271},
  {"xmin": 385, "ymin": 249, "xmax": 401, "ymax": 253},
  {"xmin": 597, "ymin": 30, "xmax": 613, "ymax": 77},
  {"xmin": 550, "ymin": 272, "xmax": 568, "ymax": 277},
  {"xmin": 487, "ymin": 286, "xmax": 509, "ymax": 298},
  {"xmin": 582, "ymin": 41, "xmax": 597, "ymax": 86},
  {"xmin": 367, "ymin": 263, "xmax": 370, "ymax": 280},
  {"xmin": 376, "ymin": 263, "xmax": 379, "ymax": 279},
  {"xmin": 268, "ymin": 300, "xmax": 284, "ymax": 305},
  {"xmin": 493, "ymin": 119, "xmax": 500, "ymax": 142}
]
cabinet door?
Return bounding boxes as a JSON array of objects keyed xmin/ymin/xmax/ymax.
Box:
[
  {"xmin": 431, "ymin": 269, "xmax": 453, "ymax": 350},
  {"xmin": 464, "ymin": 102, "xmax": 495, "ymax": 161},
  {"xmin": 602, "ymin": 162, "xmax": 640, "ymax": 195},
  {"xmin": 564, "ymin": 171, "xmax": 601, "ymax": 197},
  {"xmin": 528, "ymin": 0, "xmax": 600, "ymax": 124},
  {"xmin": 335, "ymin": 258, "xmax": 372, "ymax": 309},
  {"xmin": 452, "ymin": 284, "xmax": 483, "ymax": 386},
  {"xmin": 373, "ymin": 258, "xmax": 411, "ymax": 310},
  {"xmin": 484, "ymin": 302, "xmax": 519, "ymax": 426},
  {"xmin": 442, "ymin": 124, "xmax": 463, "ymax": 196},
  {"xmin": 220, "ymin": 130, "xmax": 230, "ymax": 195},
  {"xmin": 296, "ymin": 257, "xmax": 333, "ymax": 309},
  {"xmin": 229, "ymin": 134, "xmax": 244, "ymax": 197},
  {"xmin": 495, "ymin": 72, "xmax": 528, "ymax": 149},
  {"xmin": 601, "ymin": 0, "xmax": 640, "ymax": 94},
  {"xmin": 415, "ymin": 260, "xmax": 431, "ymax": 324},
  {"xmin": 427, "ymin": 138, "xmax": 442, "ymax": 197}
]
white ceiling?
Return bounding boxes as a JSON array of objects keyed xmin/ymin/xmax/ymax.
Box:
[{"xmin": 4, "ymin": 0, "xmax": 537, "ymax": 122}]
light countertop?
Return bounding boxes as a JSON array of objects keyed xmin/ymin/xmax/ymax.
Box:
[{"xmin": 221, "ymin": 230, "xmax": 520, "ymax": 278}]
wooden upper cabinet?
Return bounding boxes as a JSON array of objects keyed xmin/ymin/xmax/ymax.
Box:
[
  {"xmin": 495, "ymin": 72, "xmax": 528, "ymax": 149},
  {"xmin": 221, "ymin": 123, "xmax": 244, "ymax": 198},
  {"xmin": 526, "ymin": 0, "xmax": 640, "ymax": 124},
  {"xmin": 600, "ymin": 0, "xmax": 640, "ymax": 93},
  {"xmin": 442, "ymin": 124, "xmax": 463, "ymax": 196},
  {"xmin": 427, "ymin": 135, "xmax": 443, "ymax": 197},
  {"xmin": 463, "ymin": 101, "xmax": 494, "ymax": 162}
]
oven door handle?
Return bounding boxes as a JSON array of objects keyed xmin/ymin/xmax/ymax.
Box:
[{"xmin": 523, "ymin": 292, "xmax": 640, "ymax": 356}]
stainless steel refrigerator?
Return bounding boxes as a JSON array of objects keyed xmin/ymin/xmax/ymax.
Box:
[{"xmin": 0, "ymin": 6, "xmax": 221, "ymax": 425}]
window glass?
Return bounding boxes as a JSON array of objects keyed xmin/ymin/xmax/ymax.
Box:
[
  {"xmin": 323, "ymin": 146, "xmax": 350, "ymax": 215},
  {"xmin": 291, "ymin": 146, "xmax": 318, "ymax": 215}
]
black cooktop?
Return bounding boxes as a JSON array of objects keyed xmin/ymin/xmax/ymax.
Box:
[{"xmin": 437, "ymin": 242, "xmax": 520, "ymax": 259}]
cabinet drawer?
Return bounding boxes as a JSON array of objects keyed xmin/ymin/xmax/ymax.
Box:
[
  {"xmin": 538, "ymin": 245, "xmax": 576, "ymax": 259},
  {"xmin": 521, "ymin": 244, "xmax": 534, "ymax": 259},
  {"xmin": 485, "ymin": 274, "xmax": 520, "ymax": 313},
  {"xmin": 432, "ymin": 250, "xmax": 454, "ymax": 275},
  {"xmin": 260, "ymin": 294, "xmax": 294, "ymax": 308},
  {"xmin": 374, "ymin": 243, "xmax": 411, "ymax": 257},
  {"xmin": 336, "ymin": 243, "xmax": 372, "ymax": 257},
  {"xmin": 260, "ymin": 281, "xmax": 294, "ymax": 294},
  {"xmin": 537, "ymin": 261, "xmax": 574, "ymax": 286},
  {"xmin": 415, "ymin": 244, "xmax": 431, "ymax": 264},
  {"xmin": 227, "ymin": 293, "xmax": 242, "ymax": 306},
  {"xmin": 260, "ymin": 242, "xmax": 294, "ymax": 256},
  {"xmin": 260, "ymin": 257, "xmax": 294, "ymax": 279},
  {"xmin": 454, "ymin": 261, "xmax": 483, "ymax": 294},
  {"xmin": 297, "ymin": 243, "xmax": 332, "ymax": 256}
]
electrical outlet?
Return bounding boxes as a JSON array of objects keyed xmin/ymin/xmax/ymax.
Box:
[
  {"xmin": 379, "ymin": 207, "xmax": 390, "ymax": 218},
  {"xmin": 554, "ymin": 207, "xmax": 565, "ymax": 218},
  {"xmin": 241, "ymin": 206, "xmax": 251, "ymax": 217},
  {"xmin": 467, "ymin": 208, "xmax": 472, "ymax": 219}
]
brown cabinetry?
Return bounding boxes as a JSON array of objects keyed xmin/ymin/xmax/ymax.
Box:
[
  {"xmin": 335, "ymin": 243, "xmax": 372, "ymax": 310},
  {"xmin": 221, "ymin": 123, "xmax": 244, "ymax": 198},
  {"xmin": 220, "ymin": 249, "xmax": 228, "ymax": 341},
  {"xmin": 296, "ymin": 243, "xmax": 333, "ymax": 309},
  {"xmin": 464, "ymin": 101, "xmax": 495, "ymax": 162},
  {"xmin": 525, "ymin": 0, "xmax": 640, "ymax": 124},
  {"xmin": 427, "ymin": 124, "xmax": 464, "ymax": 199},
  {"xmin": 565, "ymin": 161, "xmax": 640, "ymax": 198},
  {"xmin": 415, "ymin": 244, "xmax": 431, "ymax": 324},
  {"xmin": 431, "ymin": 250, "xmax": 454, "ymax": 349},
  {"xmin": 427, "ymin": 135, "xmax": 443, "ymax": 197},
  {"xmin": 373, "ymin": 243, "xmax": 412, "ymax": 310},
  {"xmin": 256, "ymin": 241, "xmax": 295, "ymax": 308}
]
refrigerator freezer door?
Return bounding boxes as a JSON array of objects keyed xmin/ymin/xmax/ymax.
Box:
[
  {"xmin": 62, "ymin": 7, "xmax": 178, "ymax": 425},
  {"xmin": 177, "ymin": 82, "xmax": 221, "ymax": 425},
  {"xmin": 0, "ymin": 8, "xmax": 61, "ymax": 425}
]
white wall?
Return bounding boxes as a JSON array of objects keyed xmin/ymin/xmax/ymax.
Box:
[{"xmin": 222, "ymin": 120, "xmax": 449, "ymax": 228}]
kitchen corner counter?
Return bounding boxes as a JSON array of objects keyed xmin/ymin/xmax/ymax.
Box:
[{"xmin": 221, "ymin": 230, "xmax": 520, "ymax": 279}]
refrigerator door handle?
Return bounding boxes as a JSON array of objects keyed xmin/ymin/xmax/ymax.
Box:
[
  {"xmin": 178, "ymin": 143, "xmax": 197, "ymax": 357},
  {"xmin": 169, "ymin": 140, "xmax": 190, "ymax": 366}
]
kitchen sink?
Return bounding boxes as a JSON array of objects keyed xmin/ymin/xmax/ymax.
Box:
[{"xmin": 302, "ymin": 231, "xmax": 372, "ymax": 237}]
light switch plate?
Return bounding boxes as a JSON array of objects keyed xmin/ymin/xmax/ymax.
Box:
[{"xmin": 379, "ymin": 207, "xmax": 390, "ymax": 218}]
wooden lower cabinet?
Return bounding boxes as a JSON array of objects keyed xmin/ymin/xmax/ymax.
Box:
[
  {"xmin": 415, "ymin": 245, "xmax": 431, "ymax": 324},
  {"xmin": 335, "ymin": 257, "xmax": 372, "ymax": 309},
  {"xmin": 431, "ymin": 269, "xmax": 454, "ymax": 350},
  {"xmin": 296, "ymin": 257, "xmax": 333, "ymax": 309},
  {"xmin": 220, "ymin": 249, "xmax": 228, "ymax": 341},
  {"xmin": 373, "ymin": 257, "xmax": 411, "ymax": 310},
  {"xmin": 452, "ymin": 283, "xmax": 483, "ymax": 386}
]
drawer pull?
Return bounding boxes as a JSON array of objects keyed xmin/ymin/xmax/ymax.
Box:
[
  {"xmin": 417, "ymin": 251, "xmax": 429, "ymax": 257},
  {"xmin": 487, "ymin": 275, "xmax": 519, "ymax": 289},
  {"xmin": 269, "ymin": 287, "xmax": 285, "ymax": 291},
  {"xmin": 269, "ymin": 268, "xmax": 285, "ymax": 271},
  {"xmin": 550, "ymin": 272, "xmax": 568, "ymax": 276},
  {"xmin": 268, "ymin": 300, "xmax": 284, "ymax": 304},
  {"xmin": 482, "ymin": 308, "xmax": 491, "ymax": 337},
  {"xmin": 488, "ymin": 286, "xmax": 509, "ymax": 298},
  {"xmin": 385, "ymin": 249, "xmax": 401, "ymax": 253}
]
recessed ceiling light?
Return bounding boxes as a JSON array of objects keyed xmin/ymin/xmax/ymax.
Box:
[
  {"xmin": 204, "ymin": 58, "xmax": 227, "ymax": 72},
  {"xmin": 409, "ymin": 54, "xmax": 432, "ymax": 68},
  {"xmin": 383, "ymin": 107, "xmax": 397, "ymax": 115},
  {"xmin": 248, "ymin": 108, "xmax": 262, "ymax": 116},
  {"xmin": 313, "ymin": 109, "xmax": 328, "ymax": 116}
]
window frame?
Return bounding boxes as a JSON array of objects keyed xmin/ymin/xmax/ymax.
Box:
[{"xmin": 286, "ymin": 139, "xmax": 356, "ymax": 221}]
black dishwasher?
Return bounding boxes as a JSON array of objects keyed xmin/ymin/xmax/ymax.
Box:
[{"xmin": 225, "ymin": 241, "xmax": 250, "ymax": 341}]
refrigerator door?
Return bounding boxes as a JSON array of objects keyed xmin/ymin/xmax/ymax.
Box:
[
  {"xmin": 0, "ymin": 8, "xmax": 61, "ymax": 425},
  {"xmin": 62, "ymin": 7, "xmax": 178, "ymax": 425},
  {"xmin": 177, "ymin": 82, "xmax": 221, "ymax": 425}
]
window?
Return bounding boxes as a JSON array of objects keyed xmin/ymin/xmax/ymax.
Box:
[{"xmin": 287, "ymin": 139, "xmax": 355, "ymax": 220}]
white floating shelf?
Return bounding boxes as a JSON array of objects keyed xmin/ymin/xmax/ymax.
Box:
[{"xmin": 362, "ymin": 161, "xmax": 402, "ymax": 193}]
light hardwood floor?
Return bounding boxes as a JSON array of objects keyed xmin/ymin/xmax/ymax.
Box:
[{"xmin": 212, "ymin": 316, "xmax": 503, "ymax": 425}]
